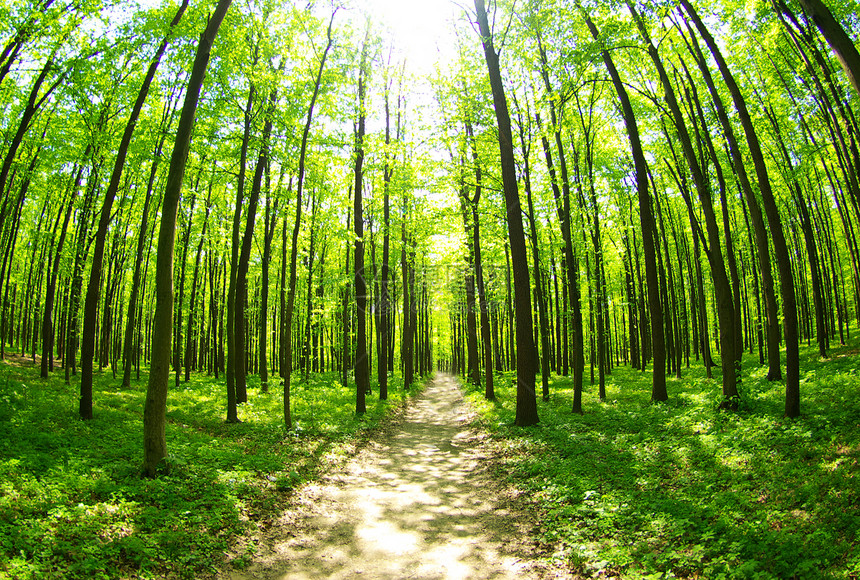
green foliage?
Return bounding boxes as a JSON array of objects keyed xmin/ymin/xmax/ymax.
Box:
[
  {"xmin": 0, "ymin": 363, "xmax": 409, "ymax": 579},
  {"xmin": 465, "ymin": 342, "xmax": 860, "ymax": 579}
]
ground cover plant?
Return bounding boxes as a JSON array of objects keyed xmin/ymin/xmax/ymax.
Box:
[
  {"xmin": 0, "ymin": 359, "xmax": 411, "ymax": 580},
  {"xmin": 466, "ymin": 341, "xmax": 860, "ymax": 579}
]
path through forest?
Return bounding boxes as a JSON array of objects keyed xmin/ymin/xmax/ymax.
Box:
[{"xmin": 222, "ymin": 374, "xmax": 564, "ymax": 579}]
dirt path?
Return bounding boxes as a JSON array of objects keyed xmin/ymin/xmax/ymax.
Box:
[{"xmin": 224, "ymin": 374, "xmax": 564, "ymax": 579}]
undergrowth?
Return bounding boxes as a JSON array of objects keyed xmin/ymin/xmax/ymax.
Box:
[
  {"xmin": 0, "ymin": 362, "xmax": 413, "ymax": 579},
  {"xmin": 465, "ymin": 342, "xmax": 860, "ymax": 579}
]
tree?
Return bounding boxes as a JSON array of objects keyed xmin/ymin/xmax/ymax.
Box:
[
  {"xmin": 283, "ymin": 10, "xmax": 335, "ymax": 428},
  {"xmin": 680, "ymin": 0, "xmax": 800, "ymax": 417},
  {"xmin": 627, "ymin": 1, "xmax": 738, "ymax": 403},
  {"xmin": 474, "ymin": 0, "xmax": 538, "ymax": 426},
  {"xmin": 142, "ymin": 0, "xmax": 232, "ymax": 478},
  {"xmin": 354, "ymin": 28, "xmax": 370, "ymax": 415},
  {"xmin": 796, "ymin": 0, "xmax": 860, "ymax": 98},
  {"xmin": 79, "ymin": 0, "xmax": 189, "ymax": 421},
  {"xmin": 584, "ymin": 10, "xmax": 667, "ymax": 402}
]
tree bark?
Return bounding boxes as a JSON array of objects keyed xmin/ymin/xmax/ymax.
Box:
[
  {"xmin": 235, "ymin": 87, "xmax": 275, "ymax": 395},
  {"xmin": 466, "ymin": 119, "xmax": 494, "ymax": 399},
  {"xmin": 80, "ymin": 0, "xmax": 188, "ymax": 420},
  {"xmin": 284, "ymin": 13, "xmax": 335, "ymax": 427},
  {"xmin": 795, "ymin": 0, "xmax": 860, "ymax": 98},
  {"xmin": 681, "ymin": 0, "xmax": 800, "ymax": 416},
  {"xmin": 585, "ymin": 12, "xmax": 666, "ymax": 402},
  {"xmin": 41, "ymin": 160, "xmax": 78, "ymax": 377},
  {"xmin": 354, "ymin": 32, "xmax": 369, "ymax": 414},
  {"xmin": 142, "ymin": 0, "xmax": 231, "ymax": 477},
  {"xmin": 474, "ymin": 0, "xmax": 538, "ymax": 426},
  {"xmin": 630, "ymin": 2, "xmax": 737, "ymax": 400}
]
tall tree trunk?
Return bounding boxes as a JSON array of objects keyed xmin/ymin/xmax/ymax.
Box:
[
  {"xmin": 260, "ymin": 168, "xmax": 280, "ymax": 392},
  {"xmin": 795, "ymin": 0, "xmax": 860, "ymax": 97},
  {"xmin": 142, "ymin": 0, "xmax": 231, "ymax": 478},
  {"xmin": 80, "ymin": 0, "xmax": 188, "ymax": 421},
  {"xmin": 354, "ymin": 33, "xmax": 369, "ymax": 414},
  {"xmin": 474, "ymin": 0, "xmax": 538, "ymax": 426},
  {"xmin": 235, "ymin": 87, "xmax": 275, "ymax": 397},
  {"xmin": 513, "ymin": 99, "xmax": 548, "ymax": 401},
  {"xmin": 225, "ymin": 81, "xmax": 255, "ymax": 422},
  {"xmin": 185, "ymin": 176, "xmax": 213, "ymax": 382},
  {"xmin": 401, "ymin": 206, "xmax": 414, "ymax": 388},
  {"xmin": 681, "ymin": 0, "xmax": 800, "ymax": 417},
  {"xmin": 630, "ymin": 2, "xmax": 737, "ymax": 401},
  {"xmin": 378, "ymin": 78, "xmax": 393, "ymax": 400},
  {"xmin": 459, "ymin": 168, "xmax": 480, "ymax": 387},
  {"xmin": 536, "ymin": 36, "xmax": 584, "ymax": 411},
  {"xmin": 173, "ymin": 190, "xmax": 197, "ymax": 387},
  {"xmin": 65, "ymin": 155, "xmax": 103, "ymax": 384},
  {"xmin": 122, "ymin": 120, "xmax": 170, "ymax": 389},
  {"xmin": 284, "ymin": 13, "xmax": 334, "ymax": 428},
  {"xmin": 585, "ymin": 12, "xmax": 666, "ymax": 401},
  {"xmin": 677, "ymin": 19, "xmax": 782, "ymax": 382},
  {"xmin": 41, "ymin": 161, "xmax": 78, "ymax": 377},
  {"xmin": 466, "ymin": 119, "xmax": 495, "ymax": 399}
]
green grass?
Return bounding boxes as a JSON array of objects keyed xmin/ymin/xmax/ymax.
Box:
[
  {"xmin": 465, "ymin": 343, "xmax": 860, "ymax": 579},
  {"xmin": 0, "ymin": 361, "xmax": 414, "ymax": 579}
]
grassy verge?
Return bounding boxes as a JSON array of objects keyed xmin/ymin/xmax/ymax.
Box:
[
  {"xmin": 464, "ymin": 343, "xmax": 860, "ymax": 579},
  {"xmin": 0, "ymin": 360, "xmax": 415, "ymax": 579}
]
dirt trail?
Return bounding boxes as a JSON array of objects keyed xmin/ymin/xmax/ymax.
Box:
[{"xmin": 224, "ymin": 374, "xmax": 563, "ymax": 579}]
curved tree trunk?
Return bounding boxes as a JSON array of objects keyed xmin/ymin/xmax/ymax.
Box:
[
  {"xmin": 629, "ymin": 2, "xmax": 737, "ymax": 401},
  {"xmin": 185, "ymin": 177, "xmax": 213, "ymax": 382},
  {"xmin": 283, "ymin": 13, "xmax": 335, "ymax": 428},
  {"xmin": 796, "ymin": 0, "xmax": 860, "ymax": 98},
  {"xmin": 80, "ymin": 0, "xmax": 188, "ymax": 417},
  {"xmin": 474, "ymin": 0, "xmax": 538, "ymax": 426},
  {"xmin": 41, "ymin": 161, "xmax": 78, "ymax": 378},
  {"xmin": 354, "ymin": 32, "xmax": 370, "ymax": 414},
  {"xmin": 142, "ymin": 0, "xmax": 231, "ymax": 477},
  {"xmin": 585, "ymin": 12, "xmax": 666, "ymax": 402},
  {"xmin": 226, "ymin": 80, "xmax": 256, "ymax": 420},
  {"xmin": 681, "ymin": 0, "xmax": 800, "ymax": 417},
  {"xmin": 235, "ymin": 88, "xmax": 275, "ymax": 399}
]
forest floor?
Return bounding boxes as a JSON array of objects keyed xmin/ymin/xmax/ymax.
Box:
[{"xmin": 219, "ymin": 374, "xmax": 568, "ymax": 580}]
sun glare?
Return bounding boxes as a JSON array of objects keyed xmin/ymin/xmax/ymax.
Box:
[{"xmin": 359, "ymin": 0, "xmax": 462, "ymax": 76}]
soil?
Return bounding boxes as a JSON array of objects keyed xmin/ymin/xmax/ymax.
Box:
[{"xmin": 221, "ymin": 373, "xmax": 569, "ymax": 579}]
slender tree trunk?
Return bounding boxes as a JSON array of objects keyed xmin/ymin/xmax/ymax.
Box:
[
  {"xmin": 80, "ymin": 0, "xmax": 188, "ymax": 420},
  {"xmin": 284, "ymin": 14, "xmax": 335, "ymax": 428},
  {"xmin": 794, "ymin": 0, "xmax": 860, "ymax": 97},
  {"xmin": 185, "ymin": 177, "xmax": 212, "ymax": 382},
  {"xmin": 259, "ymin": 168, "xmax": 279, "ymax": 392},
  {"xmin": 466, "ymin": 119, "xmax": 495, "ymax": 399},
  {"xmin": 225, "ymin": 81, "xmax": 255, "ymax": 422},
  {"xmin": 474, "ymin": 0, "xmax": 538, "ymax": 426},
  {"xmin": 586, "ymin": 12, "xmax": 666, "ymax": 401},
  {"xmin": 682, "ymin": 0, "xmax": 800, "ymax": 416},
  {"xmin": 123, "ymin": 105, "xmax": 174, "ymax": 388},
  {"xmin": 401, "ymin": 208, "xmax": 414, "ymax": 388},
  {"xmin": 513, "ymin": 100, "xmax": 548, "ymax": 401},
  {"xmin": 235, "ymin": 86, "xmax": 275, "ymax": 397},
  {"xmin": 459, "ymin": 174, "xmax": 480, "ymax": 387},
  {"xmin": 142, "ymin": 0, "xmax": 231, "ymax": 478},
  {"xmin": 41, "ymin": 164, "xmax": 78, "ymax": 377},
  {"xmin": 378, "ymin": 81, "xmax": 392, "ymax": 400},
  {"xmin": 354, "ymin": 34, "xmax": 369, "ymax": 414},
  {"xmin": 66, "ymin": 156, "xmax": 103, "ymax": 384},
  {"xmin": 173, "ymin": 190, "xmax": 196, "ymax": 387},
  {"xmin": 631, "ymin": 3, "xmax": 737, "ymax": 400}
]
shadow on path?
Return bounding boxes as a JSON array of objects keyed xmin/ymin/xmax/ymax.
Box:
[{"xmin": 224, "ymin": 374, "xmax": 561, "ymax": 579}]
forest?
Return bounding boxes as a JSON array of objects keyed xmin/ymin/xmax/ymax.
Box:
[{"xmin": 0, "ymin": 0, "xmax": 859, "ymax": 577}]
